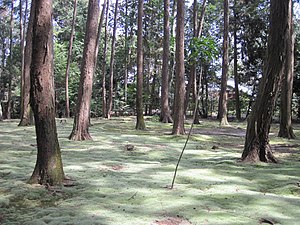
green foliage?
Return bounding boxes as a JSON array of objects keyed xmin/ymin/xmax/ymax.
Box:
[{"xmin": 189, "ymin": 36, "xmax": 219, "ymax": 63}]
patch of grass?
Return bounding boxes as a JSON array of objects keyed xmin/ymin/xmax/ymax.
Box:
[{"xmin": 0, "ymin": 118, "xmax": 300, "ymax": 225}]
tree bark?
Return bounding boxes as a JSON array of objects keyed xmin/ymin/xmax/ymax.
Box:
[
  {"xmin": 278, "ymin": 2, "xmax": 295, "ymax": 139},
  {"xmin": 172, "ymin": 0, "xmax": 185, "ymax": 135},
  {"xmin": 135, "ymin": 0, "xmax": 146, "ymax": 130},
  {"xmin": 64, "ymin": 0, "xmax": 77, "ymax": 118},
  {"xmin": 218, "ymin": 0, "xmax": 229, "ymax": 126},
  {"xmin": 29, "ymin": 0, "xmax": 64, "ymax": 185},
  {"xmin": 242, "ymin": 0, "xmax": 290, "ymax": 163},
  {"xmin": 107, "ymin": 0, "xmax": 119, "ymax": 119},
  {"xmin": 69, "ymin": 0, "xmax": 100, "ymax": 140},
  {"xmin": 19, "ymin": 0, "xmax": 34, "ymax": 126},
  {"xmin": 160, "ymin": 0, "xmax": 173, "ymax": 123}
]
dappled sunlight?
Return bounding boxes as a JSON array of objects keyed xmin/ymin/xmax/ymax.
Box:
[{"xmin": 1, "ymin": 118, "xmax": 300, "ymax": 224}]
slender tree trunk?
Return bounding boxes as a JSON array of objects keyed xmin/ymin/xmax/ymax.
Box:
[
  {"xmin": 278, "ymin": 3, "xmax": 295, "ymax": 139},
  {"xmin": 107, "ymin": 0, "xmax": 119, "ymax": 119},
  {"xmin": 29, "ymin": 0, "xmax": 64, "ymax": 185},
  {"xmin": 6, "ymin": 0, "xmax": 14, "ymax": 120},
  {"xmin": 19, "ymin": 0, "xmax": 25, "ymax": 118},
  {"xmin": 172, "ymin": 0, "xmax": 185, "ymax": 135},
  {"xmin": 242, "ymin": 0, "xmax": 289, "ymax": 163},
  {"xmin": 160, "ymin": 0, "xmax": 173, "ymax": 123},
  {"xmin": 65, "ymin": 0, "xmax": 77, "ymax": 118},
  {"xmin": 203, "ymin": 64, "xmax": 209, "ymax": 118},
  {"xmin": 135, "ymin": 0, "xmax": 146, "ymax": 130},
  {"xmin": 233, "ymin": 0, "xmax": 241, "ymax": 121},
  {"xmin": 19, "ymin": 0, "xmax": 34, "ymax": 126},
  {"xmin": 69, "ymin": 0, "xmax": 100, "ymax": 141},
  {"xmin": 149, "ymin": 61, "xmax": 158, "ymax": 115},
  {"xmin": 218, "ymin": 0, "xmax": 229, "ymax": 126},
  {"xmin": 124, "ymin": 0, "xmax": 129, "ymax": 104},
  {"xmin": 101, "ymin": 0, "xmax": 109, "ymax": 118},
  {"xmin": 185, "ymin": 0, "xmax": 207, "ymax": 118}
]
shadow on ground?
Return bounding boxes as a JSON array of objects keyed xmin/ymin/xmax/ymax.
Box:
[{"xmin": 0, "ymin": 117, "xmax": 299, "ymax": 225}]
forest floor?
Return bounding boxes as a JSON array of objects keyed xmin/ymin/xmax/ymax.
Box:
[{"xmin": 0, "ymin": 116, "xmax": 300, "ymax": 225}]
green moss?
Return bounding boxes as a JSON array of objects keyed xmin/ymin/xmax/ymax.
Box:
[{"xmin": 0, "ymin": 118, "xmax": 300, "ymax": 224}]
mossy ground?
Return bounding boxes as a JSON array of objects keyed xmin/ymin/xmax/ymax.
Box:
[{"xmin": 0, "ymin": 117, "xmax": 299, "ymax": 225}]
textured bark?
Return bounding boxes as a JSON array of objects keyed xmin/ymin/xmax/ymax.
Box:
[
  {"xmin": 278, "ymin": 3, "xmax": 295, "ymax": 139},
  {"xmin": 135, "ymin": 0, "xmax": 146, "ymax": 130},
  {"xmin": 172, "ymin": 0, "xmax": 185, "ymax": 135},
  {"xmin": 29, "ymin": 0, "xmax": 64, "ymax": 185},
  {"xmin": 218, "ymin": 0, "xmax": 229, "ymax": 126},
  {"xmin": 107, "ymin": 0, "xmax": 119, "ymax": 119},
  {"xmin": 19, "ymin": 0, "xmax": 34, "ymax": 126},
  {"xmin": 242, "ymin": 0, "xmax": 289, "ymax": 163},
  {"xmin": 69, "ymin": 0, "xmax": 100, "ymax": 140},
  {"xmin": 65, "ymin": 0, "xmax": 77, "ymax": 118},
  {"xmin": 160, "ymin": 0, "xmax": 173, "ymax": 123}
]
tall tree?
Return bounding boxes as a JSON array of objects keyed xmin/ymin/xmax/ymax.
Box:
[
  {"xmin": 101, "ymin": 0, "xmax": 109, "ymax": 118},
  {"xmin": 124, "ymin": 0, "xmax": 129, "ymax": 104},
  {"xmin": 218, "ymin": 0, "xmax": 229, "ymax": 126},
  {"xmin": 185, "ymin": 0, "xmax": 207, "ymax": 124},
  {"xmin": 233, "ymin": 0, "xmax": 241, "ymax": 121},
  {"xmin": 107, "ymin": 0, "xmax": 119, "ymax": 119},
  {"xmin": 172, "ymin": 0, "xmax": 185, "ymax": 135},
  {"xmin": 278, "ymin": 2, "xmax": 295, "ymax": 139},
  {"xmin": 29, "ymin": 0, "xmax": 65, "ymax": 185},
  {"xmin": 5, "ymin": 0, "xmax": 14, "ymax": 119},
  {"xmin": 69, "ymin": 0, "xmax": 100, "ymax": 140},
  {"xmin": 19, "ymin": 0, "xmax": 33, "ymax": 126},
  {"xmin": 65, "ymin": 0, "xmax": 78, "ymax": 118},
  {"xmin": 19, "ymin": 0, "xmax": 27, "ymax": 121},
  {"xmin": 160, "ymin": 0, "xmax": 173, "ymax": 123},
  {"xmin": 242, "ymin": 0, "xmax": 289, "ymax": 163},
  {"xmin": 135, "ymin": 0, "xmax": 146, "ymax": 130}
]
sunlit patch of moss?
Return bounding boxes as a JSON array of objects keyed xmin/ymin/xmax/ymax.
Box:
[{"xmin": 1, "ymin": 118, "xmax": 300, "ymax": 224}]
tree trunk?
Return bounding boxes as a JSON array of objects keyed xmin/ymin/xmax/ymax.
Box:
[
  {"xmin": 218, "ymin": 0, "xmax": 229, "ymax": 126},
  {"xmin": 19, "ymin": 0, "xmax": 25, "ymax": 118},
  {"xmin": 69, "ymin": 0, "xmax": 100, "ymax": 141},
  {"xmin": 160, "ymin": 0, "xmax": 173, "ymax": 123},
  {"xmin": 233, "ymin": 0, "xmax": 241, "ymax": 121},
  {"xmin": 64, "ymin": 0, "xmax": 77, "ymax": 118},
  {"xmin": 29, "ymin": 0, "xmax": 64, "ymax": 185},
  {"xmin": 124, "ymin": 0, "xmax": 129, "ymax": 104},
  {"xmin": 242, "ymin": 0, "xmax": 290, "ymax": 163},
  {"xmin": 172, "ymin": 0, "xmax": 185, "ymax": 135},
  {"xmin": 149, "ymin": 62, "xmax": 158, "ymax": 115},
  {"xmin": 107, "ymin": 0, "xmax": 119, "ymax": 119},
  {"xmin": 6, "ymin": 0, "xmax": 14, "ymax": 120},
  {"xmin": 278, "ymin": 3, "xmax": 295, "ymax": 139},
  {"xmin": 101, "ymin": 0, "xmax": 109, "ymax": 118},
  {"xmin": 185, "ymin": 0, "xmax": 206, "ymax": 116},
  {"xmin": 19, "ymin": 0, "xmax": 34, "ymax": 126},
  {"xmin": 135, "ymin": 0, "xmax": 146, "ymax": 130}
]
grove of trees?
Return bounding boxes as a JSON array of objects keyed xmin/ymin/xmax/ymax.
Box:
[{"xmin": 0, "ymin": 0, "xmax": 299, "ymax": 184}]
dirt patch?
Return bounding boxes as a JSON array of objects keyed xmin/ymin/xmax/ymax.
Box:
[
  {"xmin": 193, "ymin": 127, "xmax": 245, "ymax": 137},
  {"xmin": 153, "ymin": 216, "xmax": 193, "ymax": 225}
]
